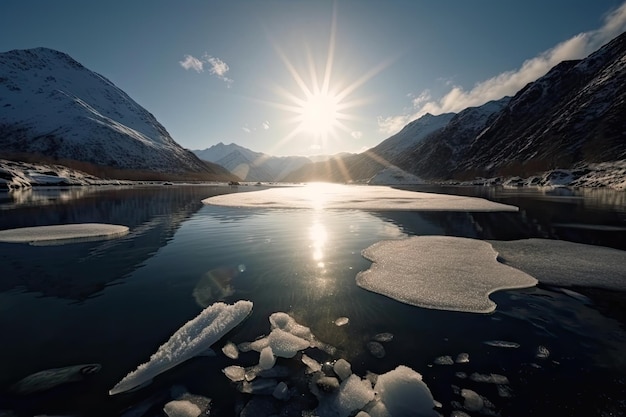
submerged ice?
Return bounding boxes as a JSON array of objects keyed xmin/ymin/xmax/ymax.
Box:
[
  {"xmin": 109, "ymin": 300, "xmax": 253, "ymax": 395},
  {"xmin": 356, "ymin": 236, "xmax": 538, "ymax": 313}
]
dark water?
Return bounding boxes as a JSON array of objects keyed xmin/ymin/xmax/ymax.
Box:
[{"xmin": 0, "ymin": 184, "xmax": 625, "ymax": 416}]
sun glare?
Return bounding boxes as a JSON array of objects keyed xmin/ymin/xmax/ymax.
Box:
[
  {"xmin": 261, "ymin": 4, "xmax": 391, "ymax": 154},
  {"xmin": 299, "ymin": 91, "xmax": 340, "ymax": 138}
]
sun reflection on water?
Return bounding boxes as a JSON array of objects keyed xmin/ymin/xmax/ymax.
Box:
[{"xmin": 309, "ymin": 220, "xmax": 328, "ymax": 268}]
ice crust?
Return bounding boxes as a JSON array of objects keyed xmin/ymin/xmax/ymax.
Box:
[
  {"xmin": 201, "ymin": 183, "xmax": 518, "ymax": 212},
  {"xmin": 490, "ymin": 238, "xmax": 626, "ymax": 290},
  {"xmin": 0, "ymin": 223, "xmax": 129, "ymax": 245},
  {"xmin": 357, "ymin": 236, "xmax": 538, "ymax": 313},
  {"xmin": 109, "ymin": 300, "xmax": 253, "ymax": 395}
]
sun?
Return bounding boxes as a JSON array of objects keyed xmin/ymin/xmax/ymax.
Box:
[
  {"xmin": 261, "ymin": 5, "xmax": 391, "ymax": 154},
  {"xmin": 299, "ymin": 90, "xmax": 341, "ymax": 138}
]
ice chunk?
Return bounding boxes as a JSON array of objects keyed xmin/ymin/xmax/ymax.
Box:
[
  {"xmin": 333, "ymin": 359, "xmax": 352, "ymax": 381},
  {"xmin": 357, "ymin": 236, "xmax": 537, "ymax": 313},
  {"xmin": 334, "ymin": 317, "xmax": 350, "ymax": 326},
  {"xmin": 483, "ymin": 340, "xmax": 520, "ymax": 348},
  {"xmin": 11, "ymin": 363, "xmax": 101, "ymax": 395},
  {"xmin": 433, "ymin": 355, "xmax": 454, "ymax": 365},
  {"xmin": 301, "ymin": 354, "xmax": 322, "ymax": 373},
  {"xmin": 315, "ymin": 374, "xmax": 375, "ymax": 417},
  {"xmin": 366, "ymin": 341, "xmax": 386, "ymax": 358},
  {"xmin": 490, "ymin": 238, "xmax": 626, "ymax": 291},
  {"xmin": 0, "ymin": 223, "xmax": 129, "ymax": 245},
  {"xmin": 163, "ymin": 400, "xmax": 201, "ymax": 417},
  {"xmin": 269, "ymin": 312, "xmax": 314, "ymax": 341},
  {"xmin": 221, "ymin": 341, "xmax": 239, "ymax": 359},
  {"xmin": 469, "ymin": 373, "xmax": 509, "ymax": 384},
  {"xmin": 370, "ymin": 365, "xmax": 437, "ymax": 417},
  {"xmin": 223, "ymin": 365, "xmax": 246, "ymax": 382},
  {"xmin": 536, "ymin": 345, "xmax": 550, "ymax": 359},
  {"xmin": 267, "ymin": 328, "xmax": 310, "ymax": 358},
  {"xmin": 272, "ymin": 381, "xmax": 290, "ymax": 401},
  {"xmin": 460, "ymin": 389, "xmax": 484, "ymax": 411},
  {"xmin": 258, "ymin": 346, "xmax": 276, "ymax": 370},
  {"xmin": 202, "ymin": 183, "xmax": 518, "ymax": 212},
  {"xmin": 455, "ymin": 353, "xmax": 470, "ymax": 364},
  {"xmin": 109, "ymin": 300, "xmax": 253, "ymax": 395},
  {"xmin": 372, "ymin": 333, "xmax": 394, "ymax": 342}
]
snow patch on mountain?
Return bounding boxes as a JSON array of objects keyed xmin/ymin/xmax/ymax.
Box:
[{"xmin": 367, "ymin": 166, "xmax": 425, "ymax": 185}]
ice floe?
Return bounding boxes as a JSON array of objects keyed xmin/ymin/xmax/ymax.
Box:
[
  {"xmin": 109, "ymin": 300, "xmax": 253, "ymax": 395},
  {"xmin": 490, "ymin": 238, "xmax": 626, "ymax": 291},
  {"xmin": 202, "ymin": 183, "xmax": 518, "ymax": 212},
  {"xmin": 356, "ymin": 236, "xmax": 538, "ymax": 313},
  {"xmin": 0, "ymin": 223, "xmax": 129, "ymax": 245}
]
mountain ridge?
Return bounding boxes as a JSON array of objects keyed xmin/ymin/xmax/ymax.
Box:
[{"xmin": 0, "ymin": 47, "xmax": 236, "ymax": 181}]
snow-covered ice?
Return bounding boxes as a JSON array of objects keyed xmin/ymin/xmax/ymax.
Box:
[
  {"xmin": 109, "ymin": 300, "xmax": 253, "ymax": 395},
  {"xmin": 223, "ymin": 365, "xmax": 246, "ymax": 382},
  {"xmin": 490, "ymin": 238, "xmax": 626, "ymax": 291},
  {"xmin": 163, "ymin": 400, "xmax": 201, "ymax": 417},
  {"xmin": 356, "ymin": 236, "xmax": 538, "ymax": 313},
  {"xmin": 0, "ymin": 223, "xmax": 129, "ymax": 245},
  {"xmin": 202, "ymin": 183, "xmax": 518, "ymax": 212}
]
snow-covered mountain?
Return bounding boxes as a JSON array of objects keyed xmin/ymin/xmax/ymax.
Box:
[
  {"xmin": 0, "ymin": 48, "xmax": 233, "ymax": 180},
  {"xmin": 193, "ymin": 142, "xmax": 311, "ymax": 182}
]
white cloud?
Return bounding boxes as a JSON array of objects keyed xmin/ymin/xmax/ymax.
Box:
[
  {"xmin": 205, "ymin": 54, "xmax": 234, "ymax": 87},
  {"xmin": 350, "ymin": 130, "xmax": 363, "ymax": 139},
  {"xmin": 262, "ymin": 121, "xmax": 270, "ymax": 130},
  {"xmin": 378, "ymin": 1, "xmax": 626, "ymax": 135},
  {"xmin": 179, "ymin": 54, "xmax": 204, "ymax": 73},
  {"xmin": 179, "ymin": 53, "xmax": 234, "ymax": 87},
  {"xmin": 242, "ymin": 126, "xmax": 251, "ymax": 133}
]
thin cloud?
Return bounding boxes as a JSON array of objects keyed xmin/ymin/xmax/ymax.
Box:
[
  {"xmin": 179, "ymin": 54, "xmax": 204, "ymax": 73},
  {"xmin": 262, "ymin": 121, "xmax": 270, "ymax": 130},
  {"xmin": 378, "ymin": 1, "xmax": 626, "ymax": 135},
  {"xmin": 242, "ymin": 126, "xmax": 251, "ymax": 133},
  {"xmin": 350, "ymin": 131, "xmax": 363, "ymax": 139}
]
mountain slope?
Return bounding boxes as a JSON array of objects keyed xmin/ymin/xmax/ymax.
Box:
[
  {"xmin": 399, "ymin": 31, "xmax": 626, "ymax": 180},
  {"xmin": 0, "ymin": 47, "xmax": 234, "ymax": 180},
  {"xmin": 193, "ymin": 142, "xmax": 311, "ymax": 181}
]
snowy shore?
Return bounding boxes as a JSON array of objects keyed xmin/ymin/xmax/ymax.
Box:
[{"xmin": 2, "ymin": 158, "xmax": 626, "ymax": 190}]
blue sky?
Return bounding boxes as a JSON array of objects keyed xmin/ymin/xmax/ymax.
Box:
[{"xmin": 2, "ymin": 1, "xmax": 626, "ymax": 156}]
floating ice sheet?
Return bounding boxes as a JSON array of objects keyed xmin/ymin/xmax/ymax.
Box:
[
  {"xmin": 0, "ymin": 223, "xmax": 129, "ymax": 245},
  {"xmin": 356, "ymin": 236, "xmax": 538, "ymax": 313},
  {"xmin": 490, "ymin": 238, "xmax": 626, "ymax": 291},
  {"xmin": 109, "ymin": 300, "xmax": 253, "ymax": 395},
  {"xmin": 202, "ymin": 184, "xmax": 518, "ymax": 212}
]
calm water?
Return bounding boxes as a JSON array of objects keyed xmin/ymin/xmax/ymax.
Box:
[{"xmin": 0, "ymin": 184, "xmax": 625, "ymax": 416}]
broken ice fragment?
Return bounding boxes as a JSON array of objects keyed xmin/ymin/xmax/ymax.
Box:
[
  {"xmin": 469, "ymin": 373, "xmax": 509, "ymax": 384},
  {"xmin": 272, "ymin": 381, "xmax": 291, "ymax": 401},
  {"xmin": 302, "ymin": 354, "xmax": 322, "ymax": 373},
  {"xmin": 333, "ymin": 359, "xmax": 352, "ymax": 381},
  {"xmin": 223, "ymin": 366, "xmax": 246, "ymax": 382},
  {"xmin": 109, "ymin": 300, "xmax": 253, "ymax": 395},
  {"xmin": 373, "ymin": 332, "xmax": 394, "ymax": 342},
  {"xmin": 455, "ymin": 353, "xmax": 470, "ymax": 363},
  {"xmin": 334, "ymin": 317, "xmax": 350, "ymax": 326},
  {"xmin": 163, "ymin": 400, "xmax": 201, "ymax": 417},
  {"xmin": 222, "ymin": 341, "xmax": 239, "ymax": 359},
  {"xmin": 433, "ymin": 355, "xmax": 454, "ymax": 365},
  {"xmin": 258, "ymin": 346, "xmax": 276, "ymax": 370},
  {"xmin": 461, "ymin": 388, "xmax": 484, "ymax": 411},
  {"xmin": 370, "ymin": 365, "xmax": 438, "ymax": 417},
  {"xmin": 483, "ymin": 340, "xmax": 520, "ymax": 348},
  {"xmin": 536, "ymin": 345, "xmax": 550, "ymax": 359}
]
